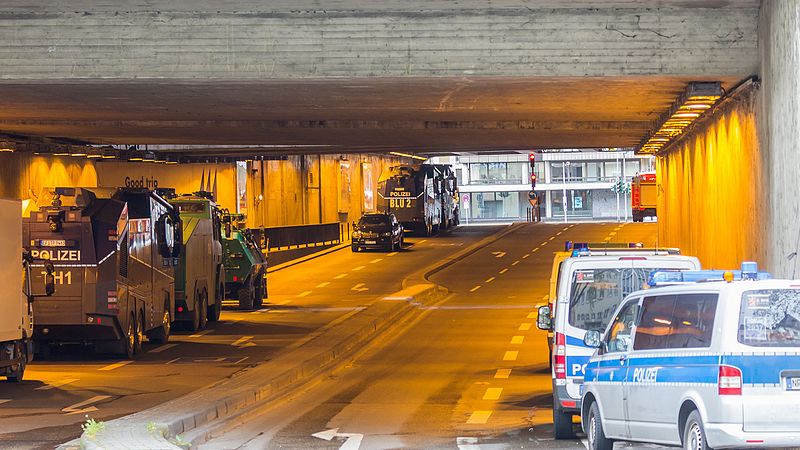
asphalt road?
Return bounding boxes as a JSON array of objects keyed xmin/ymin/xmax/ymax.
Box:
[
  {"xmin": 0, "ymin": 225, "xmax": 501, "ymax": 450},
  {"xmin": 201, "ymin": 222, "xmax": 665, "ymax": 450}
]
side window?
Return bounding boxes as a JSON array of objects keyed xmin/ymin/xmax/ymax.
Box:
[
  {"xmin": 605, "ymin": 300, "xmax": 640, "ymax": 353},
  {"xmin": 668, "ymin": 294, "xmax": 718, "ymax": 348},
  {"xmin": 634, "ymin": 295, "xmax": 677, "ymax": 350}
]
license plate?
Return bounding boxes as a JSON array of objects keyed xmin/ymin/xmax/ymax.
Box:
[
  {"xmin": 787, "ymin": 377, "xmax": 800, "ymax": 390},
  {"xmin": 365, "ymin": 240, "xmax": 376, "ymax": 245},
  {"xmin": 40, "ymin": 239, "xmax": 66, "ymax": 247}
]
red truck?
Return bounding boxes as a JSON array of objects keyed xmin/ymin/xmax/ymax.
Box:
[{"xmin": 631, "ymin": 172, "xmax": 657, "ymax": 222}]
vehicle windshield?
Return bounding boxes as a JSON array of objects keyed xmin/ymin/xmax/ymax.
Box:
[
  {"xmin": 359, "ymin": 216, "xmax": 390, "ymax": 226},
  {"xmin": 174, "ymin": 202, "xmax": 206, "ymax": 213},
  {"xmin": 567, "ymin": 267, "xmax": 652, "ymax": 331},
  {"xmin": 739, "ymin": 289, "xmax": 800, "ymax": 347}
]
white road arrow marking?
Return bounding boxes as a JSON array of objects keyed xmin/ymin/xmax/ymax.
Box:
[
  {"xmin": 232, "ymin": 336, "xmax": 256, "ymax": 348},
  {"xmin": 491, "ymin": 251, "xmax": 506, "ymax": 258},
  {"xmin": 312, "ymin": 428, "xmax": 364, "ymax": 450},
  {"xmin": 351, "ymin": 283, "xmax": 369, "ymax": 292},
  {"xmin": 61, "ymin": 395, "xmax": 111, "ymax": 415}
]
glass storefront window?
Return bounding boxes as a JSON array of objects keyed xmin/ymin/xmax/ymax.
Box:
[
  {"xmin": 467, "ymin": 192, "xmax": 524, "ymax": 220},
  {"xmin": 551, "ymin": 189, "xmax": 592, "ymax": 217},
  {"xmin": 468, "ymin": 163, "xmax": 529, "ymax": 185}
]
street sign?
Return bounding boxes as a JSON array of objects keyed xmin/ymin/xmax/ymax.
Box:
[{"xmin": 462, "ymin": 194, "xmax": 469, "ymax": 203}]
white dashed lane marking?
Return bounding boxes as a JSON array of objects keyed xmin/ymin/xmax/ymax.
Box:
[
  {"xmin": 149, "ymin": 344, "xmax": 178, "ymax": 353},
  {"xmin": 387, "ymin": 252, "xmax": 399, "ymax": 257},
  {"xmin": 499, "ymin": 268, "xmax": 509, "ymax": 274},
  {"xmin": 485, "ymin": 277, "xmax": 495, "ymax": 283},
  {"xmin": 518, "ymin": 323, "xmax": 532, "ymax": 331},
  {"xmin": 188, "ymin": 329, "xmax": 213, "ymax": 338},
  {"xmin": 36, "ymin": 378, "xmax": 78, "ymax": 391},
  {"xmin": 353, "ymin": 265, "xmax": 365, "ymax": 271},
  {"xmin": 503, "ymin": 351, "xmax": 518, "ymax": 361},
  {"xmin": 98, "ymin": 361, "xmax": 132, "ymax": 371},
  {"xmin": 370, "ymin": 258, "xmax": 383, "ymax": 264},
  {"xmin": 470, "ymin": 285, "xmax": 482, "ymax": 292},
  {"xmin": 297, "ymin": 290, "xmax": 312, "ymax": 297},
  {"xmin": 510, "ymin": 335, "xmax": 524, "ymax": 344},
  {"xmin": 511, "ymin": 260, "xmax": 520, "ymax": 266},
  {"xmin": 494, "ymin": 369, "xmax": 511, "ymax": 379},
  {"xmin": 316, "ymin": 282, "xmax": 330, "ymax": 288},
  {"xmin": 483, "ymin": 388, "xmax": 503, "ymax": 400},
  {"xmin": 333, "ymin": 273, "xmax": 349, "ymax": 279},
  {"xmin": 466, "ymin": 411, "xmax": 492, "ymax": 424}
]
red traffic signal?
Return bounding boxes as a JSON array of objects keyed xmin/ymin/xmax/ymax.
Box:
[{"xmin": 529, "ymin": 153, "xmax": 536, "ymax": 162}]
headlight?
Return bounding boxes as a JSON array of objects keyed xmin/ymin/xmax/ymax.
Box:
[
  {"xmin": 382, "ymin": 232, "xmax": 392, "ymax": 237},
  {"xmin": 352, "ymin": 231, "xmax": 362, "ymax": 238}
]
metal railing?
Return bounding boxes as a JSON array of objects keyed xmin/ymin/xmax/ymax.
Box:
[{"xmin": 250, "ymin": 222, "xmax": 351, "ymax": 251}]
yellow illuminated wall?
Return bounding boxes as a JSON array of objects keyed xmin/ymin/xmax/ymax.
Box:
[
  {"xmin": 657, "ymin": 88, "xmax": 766, "ymax": 270},
  {"xmin": 0, "ymin": 153, "xmax": 99, "ymax": 203}
]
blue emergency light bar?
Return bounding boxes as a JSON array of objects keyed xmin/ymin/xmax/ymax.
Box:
[
  {"xmin": 648, "ymin": 261, "xmax": 771, "ymax": 286},
  {"xmin": 564, "ymin": 241, "xmax": 644, "ymax": 251}
]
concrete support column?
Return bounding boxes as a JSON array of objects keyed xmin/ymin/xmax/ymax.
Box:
[{"xmin": 760, "ymin": 0, "xmax": 800, "ymax": 277}]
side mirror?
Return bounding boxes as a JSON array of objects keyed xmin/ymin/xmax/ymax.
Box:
[
  {"xmin": 583, "ymin": 330, "xmax": 602, "ymax": 348},
  {"xmin": 536, "ymin": 305, "xmax": 552, "ymax": 330},
  {"xmin": 44, "ymin": 261, "xmax": 56, "ymax": 296}
]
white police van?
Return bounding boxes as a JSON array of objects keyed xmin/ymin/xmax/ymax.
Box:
[
  {"xmin": 581, "ymin": 263, "xmax": 800, "ymax": 450},
  {"xmin": 536, "ymin": 245, "xmax": 700, "ymax": 439}
]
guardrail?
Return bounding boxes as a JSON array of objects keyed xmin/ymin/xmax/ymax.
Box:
[{"xmin": 250, "ymin": 222, "xmax": 351, "ymax": 251}]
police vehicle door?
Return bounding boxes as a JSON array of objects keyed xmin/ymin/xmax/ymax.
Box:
[{"xmin": 598, "ymin": 299, "xmax": 640, "ymax": 439}]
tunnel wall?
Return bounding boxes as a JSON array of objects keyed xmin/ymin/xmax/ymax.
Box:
[
  {"xmin": 657, "ymin": 88, "xmax": 765, "ymax": 270},
  {"xmin": 658, "ymin": 0, "xmax": 799, "ymax": 276},
  {"xmin": 245, "ymin": 154, "xmax": 402, "ymax": 228},
  {"xmin": 0, "ymin": 153, "xmax": 98, "ymax": 202}
]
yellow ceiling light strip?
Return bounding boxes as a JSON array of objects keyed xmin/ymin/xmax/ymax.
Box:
[
  {"xmin": 637, "ymin": 82, "xmax": 722, "ymax": 155},
  {"xmin": 389, "ymin": 151, "xmax": 428, "ymax": 161}
]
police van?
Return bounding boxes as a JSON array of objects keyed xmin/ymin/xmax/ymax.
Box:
[
  {"xmin": 536, "ymin": 245, "xmax": 700, "ymax": 438},
  {"xmin": 581, "ymin": 263, "xmax": 800, "ymax": 450}
]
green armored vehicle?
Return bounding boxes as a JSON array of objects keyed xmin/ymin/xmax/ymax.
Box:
[
  {"xmin": 221, "ymin": 213, "xmax": 267, "ymax": 310},
  {"xmin": 169, "ymin": 193, "xmax": 225, "ymax": 330}
]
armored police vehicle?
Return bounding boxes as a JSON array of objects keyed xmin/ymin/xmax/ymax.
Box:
[
  {"xmin": 581, "ymin": 263, "xmax": 800, "ymax": 450},
  {"xmin": 169, "ymin": 193, "xmax": 225, "ymax": 329},
  {"xmin": 378, "ymin": 164, "xmax": 441, "ymax": 236},
  {"xmin": 221, "ymin": 213, "xmax": 267, "ymax": 310},
  {"xmin": 24, "ymin": 187, "xmax": 180, "ymax": 358}
]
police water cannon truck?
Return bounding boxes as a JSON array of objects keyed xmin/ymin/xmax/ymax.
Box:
[
  {"xmin": 0, "ymin": 198, "xmax": 55, "ymax": 382},
  {"xmin": 168, "ymin": 192, "xmax": 225, "ymax": 329},
  {"xmin": 24, "ymin": 187, "xmax": 181, "ymax": 358},
  {"xmin": 378, "ymin": 164, "xmax": 443, "ymax": 236},
  {"xmin": 221, "ymin": 212, "xmax": 267, "ymax": 310}
]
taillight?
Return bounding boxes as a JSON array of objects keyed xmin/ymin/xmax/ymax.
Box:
[
  {"xmin": 718, "ymin": 365, "xmax": 742, "ymax": 395},
  {"xmin": 554, "ymin": 332, "xmax": 567, "ymax": 379}
]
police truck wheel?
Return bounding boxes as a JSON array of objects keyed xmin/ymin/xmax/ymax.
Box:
[
  {"xmin": 120, "ymin": 314, "xmax": 136, "ymax": 359},
  {"xmin": 6, "ymin": 342, "xmax": 26, "ymax": 382},
  {"xmin": 587, "ymin": 402, "xmax": 613, "ymax": 450},
  {"xmin": 149, "ymin": 301, "xmax": 171, "ymax": 344},
  {"xmin": 238, "ymin": 285, "xmax": 254, "ymax": 310},
  {"xmin": 189, "ymin": 295, "xmax": 201, "ymax": 332},
  {"xmin": 208, "ymin": 285, "xmax": 222, "ymax": 322},
  {"xmin": 351, "ymin": 245, "xmax": 358, "ymax": 252},
  {"xmin": 683, "ymin": 411, "xmax": 710, "ymax": 450},
  {"xmin": 553, "ymin": 403, "xmax": 576, "ymax": 439},
  {"xmin": 198, "ymin": 293, "xmax": 208, "ymax": 330},
  {"xmin": 134, "ymin": 311, "xmax": 144, "ymax": 354}
]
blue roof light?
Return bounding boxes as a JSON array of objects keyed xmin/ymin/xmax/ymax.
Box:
[{"xmin": 648, "ymin": 263, "xmax": 771, "ymax": 287}]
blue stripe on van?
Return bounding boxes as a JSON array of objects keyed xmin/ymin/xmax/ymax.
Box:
[
  {"xmin": 566, "ymin": 335, "xmax": 591, "ymax": 348},
  {"xmin": 585, "ymin": 354, "xmax": 800, "ymax": 385}
]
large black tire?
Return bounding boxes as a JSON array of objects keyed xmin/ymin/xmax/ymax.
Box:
[
  {"xmin": 238, "ymin": 284, "xmax": 254, "ymax": 310},
  {"xmin": 208, "ymin": 284, "xmax": 222, "ymax": 322},
  {"xmin": 254, "ymin": 275, "xmax": 265, "ymax": 309},
  {"xmin": 6, "ymin": 342, "xmax": 27, "ymax": 382},
  {"xmin": 553, "ymin": 402, "xmax": 576, "ymax": 439},
  {"xmin": 351, "ymin": 245, "xmax": 359, "ymax": 252},
  {"xmin": 133, "ymin": 310, "xmax": 144, "ymax": 354},
  {"xmin": 119, "ymin": 314, "xmax": 136, "ymax": 359},
  {"xmin": 586, "ymin": 402, "xmax": 614, "ymax": 450},
  {"xmin": 198, "ymin": 292, "xmax": 208, "ymax": 330},
  {"xmin": 188, "ymin": 294, "xmax": 201, "ymax": 332},
  {"xmin": 683, "ymin": 410, "xmax": 711, "ymax": 450},
  {"xmin": 148, "ymin": 301, "xmax": 171, "ymax": 344}
]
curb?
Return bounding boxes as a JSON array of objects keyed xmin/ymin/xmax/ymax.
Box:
[
  {"xmin": 266, "ymin": 242, "xmax": 349, "ymax": 273},
  {"xmin": 70, "ymin": 224, "xmax": 518, "ymax": 450}
]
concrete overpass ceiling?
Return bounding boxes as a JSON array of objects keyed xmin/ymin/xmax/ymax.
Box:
[{"xmin": 0, "ymin": 76, "xmax": 742, "ymax": 154}]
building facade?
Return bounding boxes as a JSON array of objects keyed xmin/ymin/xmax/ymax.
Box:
[{"xmin": 431, "ymin": 151, "xmax": 655, "ymax": 222}]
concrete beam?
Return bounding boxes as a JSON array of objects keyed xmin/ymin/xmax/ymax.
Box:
[{"xmin": 0, "ymin": 4, "xmax": 758, "ymax": 80}]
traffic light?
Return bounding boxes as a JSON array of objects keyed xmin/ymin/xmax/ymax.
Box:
[{"xmin": 529, "ymin": 153, "xmax": 537, "ymax": 190}]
